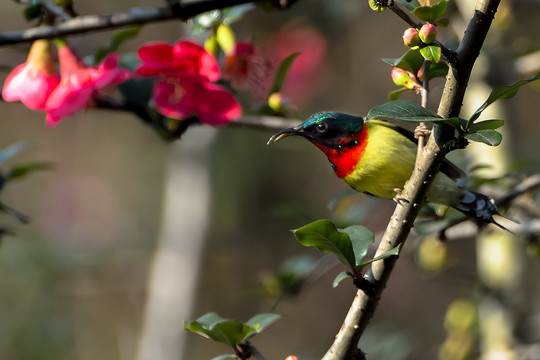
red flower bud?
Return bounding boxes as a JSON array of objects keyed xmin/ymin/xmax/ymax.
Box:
[
  {"xmin": 403, "ymin": 28, "xmax": 421, "ymax": 49},
  {"xmin": 419, "ymin": 23, "xmax": 437, "ymax": 44},
  {"xmin": 391, "ymin": 67, "xmax": 421, "ymax": 92}
]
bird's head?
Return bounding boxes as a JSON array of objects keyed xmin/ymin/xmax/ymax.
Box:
[{"xmin": 267, "ymin": 112, "xmax": 365, "ymax": 150}]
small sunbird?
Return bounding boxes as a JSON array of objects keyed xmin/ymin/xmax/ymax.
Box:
[{"xmin": 268, "ymin": 111, "xmax": 513, "ymax": 231}]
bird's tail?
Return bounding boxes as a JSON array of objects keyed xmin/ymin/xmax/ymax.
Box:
[{"xmin": 454, "ymin": 190, "xmax": 518, "ymax": 233}]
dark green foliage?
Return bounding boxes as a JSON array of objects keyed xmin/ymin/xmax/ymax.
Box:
[
  {"xmin": 367, "ymin": 100, "xmax": 461, "ymax": 127},
  {"xmin": 413, "ymin": 0, "xmax": 448, "ymax": 23},
  {"xmin": 467, "ymin": 72, "xmax": 540, "ymax": 126},
  {"xmin": 419, "ymin": 45, "xmax": 441, "ymax": 63},
  {"xmin": 292, "ymin": 220, "xmax": 399, "ymax": 288},
  {"xmin": 268, "ymin": 53, "xmax": 299, "ymax": 96},
  {"xmin": 184, "ymin": 312, "xmax": 281, "ymax": 359}
]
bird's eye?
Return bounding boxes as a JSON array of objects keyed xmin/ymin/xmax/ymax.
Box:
[{"xmin": 316, "ymin": 123, "xmax": 328, "ymax": 132}]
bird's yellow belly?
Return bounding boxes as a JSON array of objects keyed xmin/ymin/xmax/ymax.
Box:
[{"xmin": 341, "ymin": 122, "xmax": 463, "ymax": 205}]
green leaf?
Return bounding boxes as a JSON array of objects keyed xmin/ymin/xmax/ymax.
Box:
[
  {"xmin": 5, "ymin": 162, "xmax": 54, "ymax": 182},
  {"xmin": 413, "ymin": 0, "xmax": 448, "ymax": 22},
  {"xmin": 93, "ymin": 26, "xmax": 141, "ymax": 64},
  {"xmin": 435, "ymin": 18, "xmax": 450, "ymax": 27},
  {"xmin": 395, "ymin": 0, "xmax": 422, "ymax": 11},
  {"xmin": 388, "ymin": 88, "xmax": 409, "ymax": 101},
  {"xmin": 468, "ymin": 72, "xmax": 540, "ymax": 126},
  {"xmin": 468, "ymin": 119, "xmax": 504, "ymax": 132},
  {"xmin": 333, "ymin": 271, "xmax": 353, "ymax": 288},
  {"xmin": 420, "ymin": 45, "xmax": 441, "ymax": 63},
  {"xmin": 366, "ymin": 100, "xmax": 461, "ymax": 128},
  {"xmin": 292, "ymin": 219, "xmax": 355, "ymax": 268},
  {"xmin": 342, "ymin": 225, "xmax": 374, "ymax": 267},
  {"xmin": 184, "ymin": 312, "xmax": 280, "ymax": 347},
  {"xmin": 427, "ymin": 61, "xmax": 449, "ymax": 79},
  {"xmin": 264, "ymin": 255, "xmax": 316, "ymax": 296},
  {"xmin": 358, "ymin": 245, "xmax": 401, "ymax": 270},
  {"xmin": 382, "ymin": 49, "xmax": 424, "ymax": 74},
  {"xmin": 268, "ymin": 53, "xmax": 299, "ymax": 96},
  {"xmin": 464, "ymin": 129, "xmax": 502, "ymax": 146},
  {"xmin": 0, "ymin": 142, "xmax": 32, "ymax": 164},
  {"xmin": 245, "ymin": 313, "xmax": 282, "ymax": 339},
  {"xmin": 184, "ymin": 313, "xmax": 254, "ymax": 347}
]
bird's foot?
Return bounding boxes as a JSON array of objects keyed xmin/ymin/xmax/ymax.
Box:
[
  {"xmin": 414, "ymin": 123, "xmax": 431, "ymax": 139},
  {"xmin": 393, "ymin": 188, "xmax": 410, "ymax": 206}
]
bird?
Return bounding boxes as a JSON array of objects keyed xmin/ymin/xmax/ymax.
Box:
[{"xmin": 267, "ymin": 111, "xmax": 512, "ymax": 232}]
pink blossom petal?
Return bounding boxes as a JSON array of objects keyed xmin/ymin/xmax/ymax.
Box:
[
  {"xmin": 196, "ymin": 81, "xmax": 242, "ymax": 125},
  {"xmin": 2, "ymin": 40, "xmax": 60, "ymax": 110},
  {"xmin": 45, "ymin": 45, "xmax": 130, "ymax": 125},
  {"xmin": 172, "ymin": 40, "xmax": 220, "ymax": 81},
  {"xmin": 136, "ymin": 42, "xmax": 175, "ymax": 76},
  {"xmin": 152, "ymin": 75, "xmax": 241, "ymax": 126},
  {"xmin": 2, "ymin": 63, "xmax": 60, "ymax": 110},
  {"xmin": 152, "ymin": 78, "xmax": 195, "ymax": 120},
  {"xmin": 92, "ymin": 54, "xmax": 131, "ymax": 88},
  {"xmin": 45, "ymin": 85, "xmax": 95, "ymax": 127}
]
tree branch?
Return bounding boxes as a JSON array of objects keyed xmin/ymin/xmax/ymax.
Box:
[
  {"xmin": 94, "ymin": 95, "xmax": 300, "ymax": 132},
  {"xmin": 322, "ymin": 1, "xmax": 502, "ymax": 358},
  {"xmin": 0, "ymin": 0, "xmax": 262, "ymax": 46}
]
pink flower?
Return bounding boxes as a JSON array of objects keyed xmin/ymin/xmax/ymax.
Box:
[
  {"xmin": 136, "ymin": 39, "xmax": 241, "ymax": 125},
  {"xmin": 136, "ymin": 40, "xmax": 219, "ymax": 81},
  {"xmin": 152, "ymin": 75, "xmax": 241, "ymax": 126},
  {"xmin": 2, "ymin": 39, "xmax": 60, "ymax": 110},
  {"xmin": 45, "ymin": 42, "xmax": 130, "ymax": 126}
]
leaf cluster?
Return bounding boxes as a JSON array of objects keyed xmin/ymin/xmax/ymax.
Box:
[
  {"xmin": 292, "ymin": 220, "xmax": 400, "ymax": 288},
  {"xmin": 184, "ymin": 313, "xmax": 281, "ymax": 360},
  {"xmin": 367, "ymin": 72, "xmax": 540, "ymax": 147}
]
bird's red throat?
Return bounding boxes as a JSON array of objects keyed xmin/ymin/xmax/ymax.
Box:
[{"xmin": 313, "ymin": 127, "xmax": 368, "ymax": 179}]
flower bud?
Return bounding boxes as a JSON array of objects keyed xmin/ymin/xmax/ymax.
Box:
[
  {"xmin": 216, "ymin": 23, "xmax": 236, "ymax": 55},
  {"xmin": 403, "ymin": 28, "xmax": 421, "ymax": 49},
  {"xmin": 391, "ymin": 67, "xmax": 421, "ymax": 92},
  {"xmin": 268, "ymin": 92, "xmax": 285, "ymax": 113},
  {"xmin": 368, "ymin": 0, "xmax": 387, "ymax": 12},
  {"xmin": 204, "ymin": 34, "xmax": 219, "ymax": 56},
  {"xmin": 419, "ymin": 23, "xmax": 437, "ymax": 44}
]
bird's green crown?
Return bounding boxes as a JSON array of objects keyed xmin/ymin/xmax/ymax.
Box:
[{"xmin": 303, "ymin": 112, "xmax": 364, "ymax": 133}]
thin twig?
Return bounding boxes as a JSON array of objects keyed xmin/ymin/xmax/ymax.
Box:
[
  {"xmin": 0, "ymin": 0, "xmax": 262, "ymax": 46},
  {"xmin": 417, "ymin": 59, "xmax": 431, "ymax": 160},
  {"xmin": 94, "ymin": 95, "xmax": 300, "ymax": 131}
]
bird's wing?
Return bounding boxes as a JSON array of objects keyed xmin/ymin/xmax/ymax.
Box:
[{"xmin": 367, "ymin": 119, "xmax": 466, "ymax": 180}]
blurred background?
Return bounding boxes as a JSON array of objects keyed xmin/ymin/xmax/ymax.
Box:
[{"xmin": 0, "ymin": 0, "xmax": 539, "ymax": 359}]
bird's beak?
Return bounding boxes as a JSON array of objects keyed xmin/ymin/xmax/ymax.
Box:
[{"xmin": 266, "ymin": 125, "xmax": 304, "ymax": 145}]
